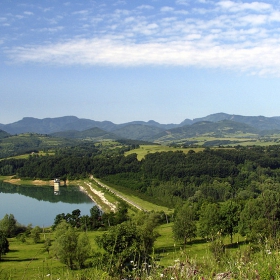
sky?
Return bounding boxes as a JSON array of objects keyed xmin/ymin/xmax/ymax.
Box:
[{"xmin": 1, "ymin": 0, "xmax": 280, "ymax": 125}]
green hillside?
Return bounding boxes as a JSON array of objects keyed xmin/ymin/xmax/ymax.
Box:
[
  {"xmin": 113, "ymin": 124, "xmax": 164, "ymax": 141},
  {"xmin": 51, "ymin": 127, "xmax": 118, "ymax": 140},
  {"xmin": 0, "ymin": 129, "xmax": 10, "ymax": 139},
  {"xmin": 0, "ymin": 133, "xmax": 77, "ymax": 159},
  {"xmin": 152, "ymin": 120, "xmax": 260, "ymax": 143}
]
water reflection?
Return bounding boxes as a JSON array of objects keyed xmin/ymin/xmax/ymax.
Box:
[
  {"xmin": 0, "ymin": 181, "xmax": 92, "ymax": 204},
  {"xmin": 0, "ymin": 181, "xmax": 94, "ymax": 226},
  {"xmin": 54, "ymin": 178, "xmax": 60, "ymax": 195}
]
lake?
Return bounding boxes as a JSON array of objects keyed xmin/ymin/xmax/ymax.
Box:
[{"xmin": 0, "ymin": 181, "xmax": 95, "ymax": 227}]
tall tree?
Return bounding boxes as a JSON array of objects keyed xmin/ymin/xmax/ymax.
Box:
[
  {"xmin": 76, "ymin": 233, "xmax": 91, "ymax": 269},
  {"xmin": 97, "ymin": 221, "xmax": 156, "ymax": 275},
  {"xmin": 198, "ymin": 202, "xmax": 222, "ymax": 241},
  {"xmin": 172, "ymin": 203, "xmax": 197, "ymax": 245},
  {"xmin": 239, "ymin": 190, "xmax": 280, "ymax": 242},
  {"xmin": 89, "ymin": 206, "xmax": 102, "ymax": 229},
  {"xmin": 0, "ymin": 231, "xmax": 9, "ymax": 261},
  {"xmin": 220, "ymin": 200, "xmax": 241, "ymax": 244},
  {"xmin": 0, "ymin": 214, "xmax": 17, "ymax": 238},
  {"xmin": 52, "ymin": 221, "xmax": 78, "ymax": 269},
  {"xmin": 51, "ymin": 221, "xmax": 91, "ymax": 269},
  {"xmin": 30, "ymin": 226, "xmax": 41, "ymax": 244}
]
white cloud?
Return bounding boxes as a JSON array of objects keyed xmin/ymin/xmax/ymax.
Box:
[
  {"xmin": 160, "ymin": 6, "xmax": 174, "ymax": 12},
  {"xmin": 174, "ymin": 10, "xmax": 189, "ymax": 15},
  {"xmin": 7, "ymin": 36, "xmax": 280, "ymax": 76},
  {"xmin": 113, "ymin": 1, "xmax": 126, "ymax": 6},
  {"xmin": 5, "ymin": 0, "xmax": 280, "ymax": 76},
  {"xmin": 239, "ymin": 14, "xmax": 267, "ymax": 25},
  {"xmin": 23, "ymin": 11, "xmax": 34, "ymax": 16},
  {"xmin": 176, "ymin": 0, "xmax": 189, "ymax": 6},
  {"xmin": 269, "ymin": 11, "xmax": 280, "ymax": 22},
  {"xmin": 137, "ymin": 5, "xmax": 154, "ymax": 10},
  {"xmin": 43, "ymin": 8, "xmax": 52, "ymax": 12},
  {"xmin": 15, "ymin": 15, "xmax": 24, "ymax": 19},
  {"xmin": 114, "ymin": 9, "xmax": 130, "ymax": 16},
  {"xmin": 216, "ymin": 1, "xmax": 272, "ymax": 13},
  {"xmin": 31, "ymin": 26, "xmax": 64, "ymax": 33},
  {"xmin": 72, "ymin": 10, "xmax": 89, "ymax": 15}
]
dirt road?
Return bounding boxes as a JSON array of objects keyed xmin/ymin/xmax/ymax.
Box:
[{"xmin": 90, "ymin": 176, "xmax": 144, "ymax": 211}]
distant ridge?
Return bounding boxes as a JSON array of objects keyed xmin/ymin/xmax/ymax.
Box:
[
  {"xmin": 2, "ymin": 113, "xmax": 280, "ymax": 140},
  {"xmin": 1, "ymin": 116, "xmax": 117, "ymax": 135},
  {"xmin": 192, "ymin": 113, "xmax": 280, "ymax": 130},
  {"xmin": 150, "ymin": 120, "xmax": 260, "ymax": 142},
  {"xmin": 112, "ymin": 124, "xmax": 164, "ymax": 141},
  {"xmin": 0, "ymin": 116, "xmax": 179, "ymax": 135}
]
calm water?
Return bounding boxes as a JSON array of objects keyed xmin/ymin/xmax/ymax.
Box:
[{"xmin": 0, "ymin": 181, "xmax": 95, "ymax": 227}]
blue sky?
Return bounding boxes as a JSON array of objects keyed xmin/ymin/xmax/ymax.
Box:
[{"xmin": 1, "ymin": 0, "xmax": 280, "ymax": 124}]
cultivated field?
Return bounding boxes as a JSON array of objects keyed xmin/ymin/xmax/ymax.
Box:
[{"xmin": 125, "ymin": 145, "xmax": 204, "ymax": 160}]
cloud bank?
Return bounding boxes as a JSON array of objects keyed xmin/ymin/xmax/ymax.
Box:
[{"xmin": 4, "ymin": 0, "xmax": 280, "ymax": 75}]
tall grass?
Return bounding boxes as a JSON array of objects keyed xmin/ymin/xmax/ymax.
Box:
[{"xmin": 3, "ymin": 228, "xmax": 280, "ymax": 280}]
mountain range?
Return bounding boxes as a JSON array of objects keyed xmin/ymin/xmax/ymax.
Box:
[{"xmin": 1, "ymin": 113, "xmax": 280, "ymax": 143}]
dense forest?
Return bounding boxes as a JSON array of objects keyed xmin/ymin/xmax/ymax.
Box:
[{"xmin": 2, "ymin": 144, "xmax": 280, "ymax": 207}]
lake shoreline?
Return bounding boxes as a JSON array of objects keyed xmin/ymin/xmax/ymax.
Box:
[
  {"xmin": 0, "ymin": 176, "xmax": 115, "ymax": 212},
  {"xmin": 78, "ymin": 182, "xmax": 117, "ymax": 212},
  {"xmin": 0, "ymin": 180, "xmax": 94, "ymax": 227},
  {"xmin": 0, "ymin": 176, "xmax": 67, "ymax": 186}
]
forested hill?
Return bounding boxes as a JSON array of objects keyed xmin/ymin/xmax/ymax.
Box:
[
  {"xmin": 0, "ymin": 116, "xmax": 116, "ymax": 135},
  {"xmin": 0, "ymin": 129, "xmax": 10, "ymax": 139},
  {"xmin": 192, "ymin": 113, "xmax": 280, "ymax": 130},
  {"xmin": 0, "ymin": 133, "xmax": 78, "ymax": 159},
  {"xmin": 2, "ymin": 144, "xmax": 280, "ymax": 207},
  {"xmin": 150, "ymin": 120, "xmax": 259, "ymax": 142},
  {"xmin": 50, "ymin": 127, "xmax": 119, "ymax": 140},
  {"xmin": 112, "ymin": 124, "xmax": 164, "ymax": 141}
]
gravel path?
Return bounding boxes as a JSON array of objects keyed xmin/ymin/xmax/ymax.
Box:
[{"xmin": 90, "ymin": 176, "xmax": 144, "ymax": 211}]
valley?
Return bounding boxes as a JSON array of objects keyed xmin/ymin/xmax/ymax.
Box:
[{"xmin": 2, "ymin": 114, "xmax": 280, "ymax": 279}]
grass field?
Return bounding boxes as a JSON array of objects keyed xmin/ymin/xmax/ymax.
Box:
[
  {"xmin": 1, "ymin": 230, "xmax": 105, "ymax": 280},
  {"xmin": 0, "ymin": 176, "xmax": 57, "ymax": 186},
  {"xmin": 93, "ymin": 177, "xmax": 172, "ymax": 213},
  {"xmin": 0, "ymin": 221, "xmax": 254, "ymax": 280},
  {"xmin": 125, "ymin": 145, "xmax": 204, "ymax": 160},
  {"xmin": 0, "ymin": 150, "xmax": 55, "ymax": 161},
  {"xmin": 154, "ymin": 222, "xmax": 248, "ymax": 267},
  {"xmin": 125, "ymin": 137, "xmax": 280, "ymax": 161}
]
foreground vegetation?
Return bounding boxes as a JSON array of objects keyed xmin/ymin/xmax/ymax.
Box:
[
  {"xmin": 2, "ymin": 219, "xmax": 280, "ymax": 279},
  {"xmin": 3, "ymin": 140, "xmax": 280, "ymax": 278}
]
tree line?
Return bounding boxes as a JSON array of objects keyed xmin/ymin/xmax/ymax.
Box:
[{"xmin": 2, "ymin": 145, "xmax": 280, "ymax": 206}]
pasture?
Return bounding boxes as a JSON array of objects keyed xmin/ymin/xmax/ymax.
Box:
[
  {"xmin": 125, "ymin": 145, "xmax": 204, "ymax": 160},
  {"xmin": 0, "ymin": 221, "xmax": 257, "ymax": 280},
  {"xmin": 0, "ymin": 230, "xmax": 104, "ymax": 280}
]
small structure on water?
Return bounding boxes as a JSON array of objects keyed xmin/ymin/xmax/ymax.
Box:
[{"xmin": 54, "ymin": 178, "xmax": 60, "ymax": 195}]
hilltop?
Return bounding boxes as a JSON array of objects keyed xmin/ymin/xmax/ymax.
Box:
[{"xmin": 1, "ymin": 113, "xmax": 280, "ymax": 145}]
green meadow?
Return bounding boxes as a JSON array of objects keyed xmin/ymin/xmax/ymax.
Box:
[
  {"xmin": 125, "ymin": 145, "xmax": 204, "ymax": 160},
  {"xmin": 91, "ymin": 177, "xmax": 172, "ymax": 213},
  {"xmin": 1, "ymin": 222, "xmax": 277, "ymax": 280},
  {"xmin": 0, "ymin": 230, "xmax": 104, "ymax": 280}
]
